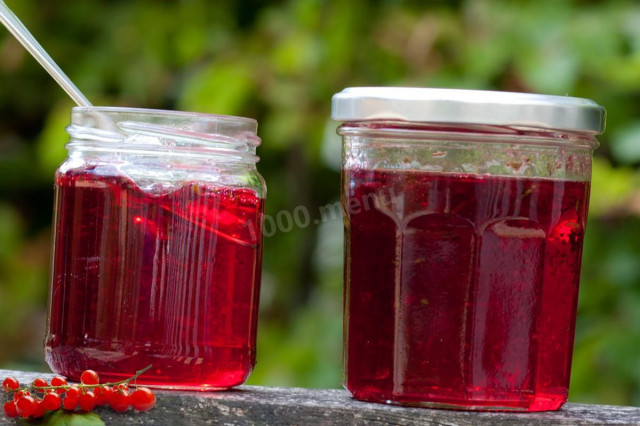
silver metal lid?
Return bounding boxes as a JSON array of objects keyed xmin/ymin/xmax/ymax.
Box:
[{"xmin": 331, "ymin": 87, "xmax": 606, "ymax": 134}]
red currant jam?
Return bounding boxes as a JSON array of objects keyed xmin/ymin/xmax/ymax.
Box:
[
  {"xmin": 45, "ymin": 166, "xmax": 264, "ymax": 390},
  {"xmin": 343, "ymin": 168, "xmax": 589, "ymax": 411}
]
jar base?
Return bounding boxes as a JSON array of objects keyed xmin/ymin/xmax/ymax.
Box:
[
  {"xmin": 46, "ymin": 345, "xmax": 254, "ymax": 391},
  {"xmin": 348, "ymin": 389, "xmax": 567, "ymax": 412}
]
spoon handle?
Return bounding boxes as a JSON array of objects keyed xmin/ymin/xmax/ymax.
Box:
[{"xmin": 0, "ymin": 0, "xmax": 92, "ymax": 107}]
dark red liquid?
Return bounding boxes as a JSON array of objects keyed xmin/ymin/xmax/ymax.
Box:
[
  {"xmin": 343, "ymin": 169, "xmax": 589, "ymax": 411},
  {"xmin": 46, "ymin": 166, "xmax": 264, "ymax": 390}
]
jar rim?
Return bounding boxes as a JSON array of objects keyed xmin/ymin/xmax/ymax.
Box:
[
  {"xmin": 331, "ymin": 87, "xmax": 606, "ymax": 134},
  {"xmin": 67, "ymin": 106, "xmax": 261, "ymax": 164},
  {"xmin": 72, "ymin": 106, "xmax": 258, "ymax": 131}
]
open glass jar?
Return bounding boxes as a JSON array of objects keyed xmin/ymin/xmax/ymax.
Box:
[
  {"xmin": 333, "ymin": 88, "xmax": 605, "ymax": 411},
  {"xmin": 45, "ymin": 107, "xmax": 265, "ymax": 390}
]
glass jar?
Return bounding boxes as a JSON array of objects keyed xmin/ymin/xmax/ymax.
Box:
[
  {"xmin": 45, "ymin": 107, "xmax": 265, "ymax": 390},
  {"xmin": 332, "ymin": 88, "xmax": 605, "ymax": 411}
]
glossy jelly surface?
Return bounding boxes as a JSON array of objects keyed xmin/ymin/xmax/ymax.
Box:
[
  {"xmin": 343, "ymin": 168, "xmax": 589, "ymax": 411},
  {"xmin": 46, "ymin": 166, "xmax": 263, "ymax": 390}
]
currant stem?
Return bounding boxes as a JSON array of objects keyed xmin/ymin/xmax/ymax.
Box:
[{"xmin": 9, "ymin": 364, "xmax": 153, "ymax": 393}]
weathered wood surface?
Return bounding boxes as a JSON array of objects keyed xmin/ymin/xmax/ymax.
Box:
[{"xmin": 1, "ymin": 369, "xmax": 639, "ymax": 425}]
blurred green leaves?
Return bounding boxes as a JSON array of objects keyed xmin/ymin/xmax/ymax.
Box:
[
  {"xmin": 0, "ymin": 202, "xmax": 49, "ymax": 369},
  {"xmin": 179, "ymin": 62, "xmax": 256, "ymax": 115},
  {"xmin": 589, "ymin": 157, "xmax": 639, "ymax": 216},
  {"xmin": 1, "ymin": 0, "xmax": 640, "ymax": 406},
  {"xmin": 36, "ymin": 101, "xmax": 74, "ymax": 176},
  {"xmin": 577, "ymin": 215, "xmax": 640, "ymax": 406},
  {"xmin": 0, "ymin": 204, "xmax": 22, "ymax": 262},
  {"xmin": 611, "ymin": 123, "xmax": 640, "ymax": 165}
]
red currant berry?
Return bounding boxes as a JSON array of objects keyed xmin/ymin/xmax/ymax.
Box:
[
  {"xmin": 32, "ymin": 378, "xmax": 48, "ymax": 390},
  {"xmin": 131, "ymin": 387, "xmax": 156, "ymax": 412},
  {"xmin": 79, "ymin": 391, "xmax": 97, "ymax": 412},
  {"xmin": 95, "ymin": 385, "xmax": 113, "ymax": 405},
  {"xmin": 80, "ymin": 370, "xmax": 100, "ymax": 385},
  {"xmin": 62, "ymin": 395, "xmax": 78, "ymax": 411},
  {"xmin": 14, "ymin": 390, "xmax": 30, "ymax": 401},
  {"xmin": 62, "ymin": 385, "xmax": 81, "ymax": 411},
  {"xmin": 2, "ymin": 377, "xmax": 19, "ymax": 392},
  {"xmin": 3, "ymin": 401, "xmax": 18, "ymax": 418},
  {"xmin": 66, "ymin": 385, "xmax": 81, "ymax": 400},
  {"xmin": 16, "ymin": 395, "xmax": 37, "ymax": 418},
  {"xmin": 31, "ymin": 400, "xmax": 47, "ymax": 419},
  {"xmin": 42, "ymin": 392, "xmax": 62, "ymax": 411},
  {"xmin": 109, "ymin": 389, "xmax": 131, "ymax": 413},
  {"xmin": 51, "ymin": 376, "xmax": 68, "ymax": 394}
]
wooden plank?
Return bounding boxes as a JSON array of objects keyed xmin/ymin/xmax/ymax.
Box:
[{"xmin": 1, "ymin": 369, "xmax": 639, "ymax": 425}]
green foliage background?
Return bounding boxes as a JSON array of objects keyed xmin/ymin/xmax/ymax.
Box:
[{"xmin": 1, "ymin": 0, "xmax": 639, "ymax": 406}]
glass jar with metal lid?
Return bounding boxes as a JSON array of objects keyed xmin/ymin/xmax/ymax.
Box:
[{"xmin": 332, "ymin": 87, "xmax": 605, "ymax": 411}]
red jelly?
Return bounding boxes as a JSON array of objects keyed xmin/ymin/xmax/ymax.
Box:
[
  {"xmin": 45, "ymin": 107, "xmax": 265, "ymax": 390},
  {"xmin": 46, "ymin": 167, "xmax": 263, "ymax": 389},
  {"xmin": 343, "ymin": 169, "xmax": 588, "ymax": 411}
]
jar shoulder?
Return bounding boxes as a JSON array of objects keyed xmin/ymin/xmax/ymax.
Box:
[{"xmin": 55, "ymin": 158, "xmax": 266, "ymax": 197}]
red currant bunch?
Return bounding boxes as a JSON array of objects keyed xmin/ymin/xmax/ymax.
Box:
[{"xmin": 2, "ymin": 365, "xmax": 156, "ymax": 420}]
